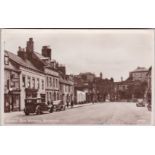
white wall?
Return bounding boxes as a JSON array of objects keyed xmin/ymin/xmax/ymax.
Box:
[{"xmin": 20, "ymin": 67, "xmax": 46, "ymax": 110}]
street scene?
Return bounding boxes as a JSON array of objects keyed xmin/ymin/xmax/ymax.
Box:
[
  {"xmin": 4, "ymin": 102, "xmax": 151, "ymax": 125},
  {"xmin": 2, "ymin": 29, "xmax": 153, "ymax": 125}
]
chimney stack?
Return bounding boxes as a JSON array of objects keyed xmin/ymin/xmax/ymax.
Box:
[
  {"xmin": 58, "ymin": 65, "xmax": 66, "ymax": 75},
  {"xmin": 100, "ymin": 72, "xmax": 103, "ymax": 79},
  {"xmin": 18, "ymin": 46, "xmax": 27, "ymax": 60},
  {"xmin": 26, "ymin": 38, "xmax": 34, "ymax": 53},
  {"xmin": 42, "ymin": 46, "xmax": 52, "ymax": 60}
]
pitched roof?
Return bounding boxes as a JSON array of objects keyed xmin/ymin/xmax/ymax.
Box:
[
  {"xmin": 130, "ymin": 67, "xmax": 148, "ymax": 73},
  {"xmin": 34, "ymin": 52, "xmax": 49, "ymax": 60},
  {"xmin": 33, "ymin": 52, "xmax": 60, "ymax": 73},
  {"xmin": 60, "ymin": 77, "xmax": 74, "ymax": 85},
  {"xmin": 5, "ymin": 50, "xmax": 43, "ymax": 73}
]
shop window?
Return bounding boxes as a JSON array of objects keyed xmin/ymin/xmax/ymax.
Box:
[
  {"xmin": 50, "ymin": 92, "xmax": 52, "ymax": 101},
  {"xmin": 57, "ymin": 92, "xmax": 59, "ymax": 100},
  {"xmin": 47, "ymin": 92, "xmax": 49, "ymax": 102},
  {"xmin": 11, "ymin": 81, "xmax": 15, "ymax": 87},
  {"xmin": 7, "ymin": 80, "xmax": 10, "ymax": 89},
  {"xmin": 54, "ymin": 92, "xmax": 56, "ymax": 101}
]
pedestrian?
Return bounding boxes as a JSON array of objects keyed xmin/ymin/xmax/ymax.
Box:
[
  {"xmin": 47, "ymin": 101, "xmax": 50, "ymax": 105},
  {"xmin": 67, "ymin": 101, "xmax": 69, "ymax": 108},
  {"xmin": 71, "ymin": 100, "xmax": 74, "ymax": 108}
]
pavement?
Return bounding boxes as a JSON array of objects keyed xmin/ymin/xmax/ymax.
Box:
[{"xmin": 3, "ymin": 102, "xmax": 151, "ymax": 125}]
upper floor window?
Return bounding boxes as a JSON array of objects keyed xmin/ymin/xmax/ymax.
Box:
[
  {"xmin": 46, "ymin": 77, "xmax": 48, "ymax": 87},
  {"xmin": 7, "ymin": 79, "xmax": 10, "ymax": 89},
  {"xmin": 37, "ymin": 78, "xmax": 39, "ymax": 89},
  {"xmin": 32, "ymin": 78, "xmax": 35, "ymax": 89},
  {"xmin": 55, "ymin": 79, "xmax": 58, "ymax": 88},
  {"xmin": 53, "ymin": 78, "xmax": 55, "ymax": 88},
  {"xmin": 50, "ymin": 77, "xmax": 52, "ymax": 87},
  {"xmin": 22, "ymin": 75, "xmax": 26, "ymax": 87},
  {"xmin": 42, "ymin": 80, "xmax": 44, "ymax": 90},
  {"xmin": 27, "ymin": 76, "xmax": 31, "ymax": 88}
]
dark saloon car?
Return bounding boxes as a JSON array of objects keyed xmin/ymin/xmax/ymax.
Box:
[{"xmin": 24, "ymin": 98, "xmax": 54, "ymax": 115}]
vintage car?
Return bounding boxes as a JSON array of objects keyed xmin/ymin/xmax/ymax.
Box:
[
  {"xmin": 136, "ymin": 99, "xmax": 145, "ymax": 107},
  {"xmin": 147, "ymin": 91, "xmax": 151, "ymax": 111},
  {"xmin": 53, "ymin": 100, "xmax": 66, "ymax": 111},
  {"xmin": 24, "ymin": 98, "xmax": 54, "ymax": 115},
  {"xmin": 147, "ymin": 103, "xmax": 151, "ymax": 111}
]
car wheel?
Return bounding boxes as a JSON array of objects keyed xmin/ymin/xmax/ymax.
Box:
[
  {"xmin": 49, "ymin": 107, "xmax": 53, "ymax": 113},
  {"xmin": 35, "ymin": 105, "xmax": 41, "ymax": 115},
  {"xmin": 63, "ymin": 106, "xmax": 66, "ymax": 111},
  {"xmin": 24, "ymin": 108, "xmax": 29, "ymax": 115}
]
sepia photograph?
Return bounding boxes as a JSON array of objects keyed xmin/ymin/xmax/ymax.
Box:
[{"xmin": 1, "ymin": 29, "xmax": 154, "ymax": 125}]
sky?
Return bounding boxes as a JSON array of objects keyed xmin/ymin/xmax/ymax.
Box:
[{"xmin": 2, "ymin": 29, "xmax": 154, "ymax": 82}]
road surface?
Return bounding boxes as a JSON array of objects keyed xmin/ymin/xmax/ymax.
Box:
[{"xmin": 4, "ymin": 102, "xmax": 151, "ymax": 125}]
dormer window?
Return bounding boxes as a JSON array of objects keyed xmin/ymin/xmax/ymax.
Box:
[{"xmin": 4, "ymin": 55, "xmax": 9, "ymax": 65}]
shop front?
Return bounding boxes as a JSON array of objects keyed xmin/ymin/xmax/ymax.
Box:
[{"xmin": 4, "ymin": 89, "xmax": 20, "ymax": 112}]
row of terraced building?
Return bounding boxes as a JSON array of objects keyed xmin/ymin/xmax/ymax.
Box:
[{"xmin": 4, "ymin": 38, "xmax": 74, "ymax": 112}]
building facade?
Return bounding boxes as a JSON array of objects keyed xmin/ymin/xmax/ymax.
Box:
[
  {"xmin": 59, "ymin": 75, "xmax": 74, "ymax": 107},
  {"xmin": 19, "ymin": 38, "xmax": 60, "ymax": 104},
  {"xmin": 4, "ymin": 50, "xmax": 46, "ymax": 111},
  {"xmin": 45, "ymin": 67, "xmax": 59, "ymax": 103},
  {"xmin": 4, "ymin": 52, "xmax": 21, "ymax": 112},
  {"xmin": 129, "ymin": 67, "xmax": 148, "ymax": 81},
  {"xmin": 4, "ymin": 38, "xmax": 75, "ymax": 112},
  {"xmin": 20, "ymin": 66, "xmax": 46, "ymax": 110},
  {"xmin": 144, "ymin": 66, "xmax": 152, "ymax": 104}
]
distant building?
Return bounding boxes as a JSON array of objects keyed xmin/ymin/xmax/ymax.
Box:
[
  {"xmin": 94, "ymin": 76, "xmax": 114, "ymax": 102},
  {"xmin": 114, "ymin": 80, "xmax": 133, "ymax": 101},
  {"xmin": 144, "ymin": 66, "xmax": 152, "ymax": 104},
  {"xmin": 129, "ymin": 67, "xmax": 148, "ymax": 81},
  {"xmin": 74, "ymin": 72, "xmax": 114, "ymax": 103},
  {"xmin": 79, "ymin": 72, "xmax": 95, "ymax": 82},
  {"xmin": 114, "ymin": 67, "xmax": 150, "ymax": 101},
  {"xmin": 75, "ymin": 90, "xmax": 86, "ymax": 104}
]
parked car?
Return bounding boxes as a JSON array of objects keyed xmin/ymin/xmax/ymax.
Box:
[
  {"xmin": 24, "ymin": 98, "xmax": 54, "ymax": 115},
  {"xmin": 147, "ymin": 91, "xmax": 151, "ymax": 111},
  {"xmin": 53, "ymin": 100, "xmax": 66, "ymax": 111},
  {"xmin": 147, "ymin": 103, "xmax": 151, "ymax": 111},
  {"xmin": 136, "ymin": 99, "xmax": 145, "ymax": 107}
]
